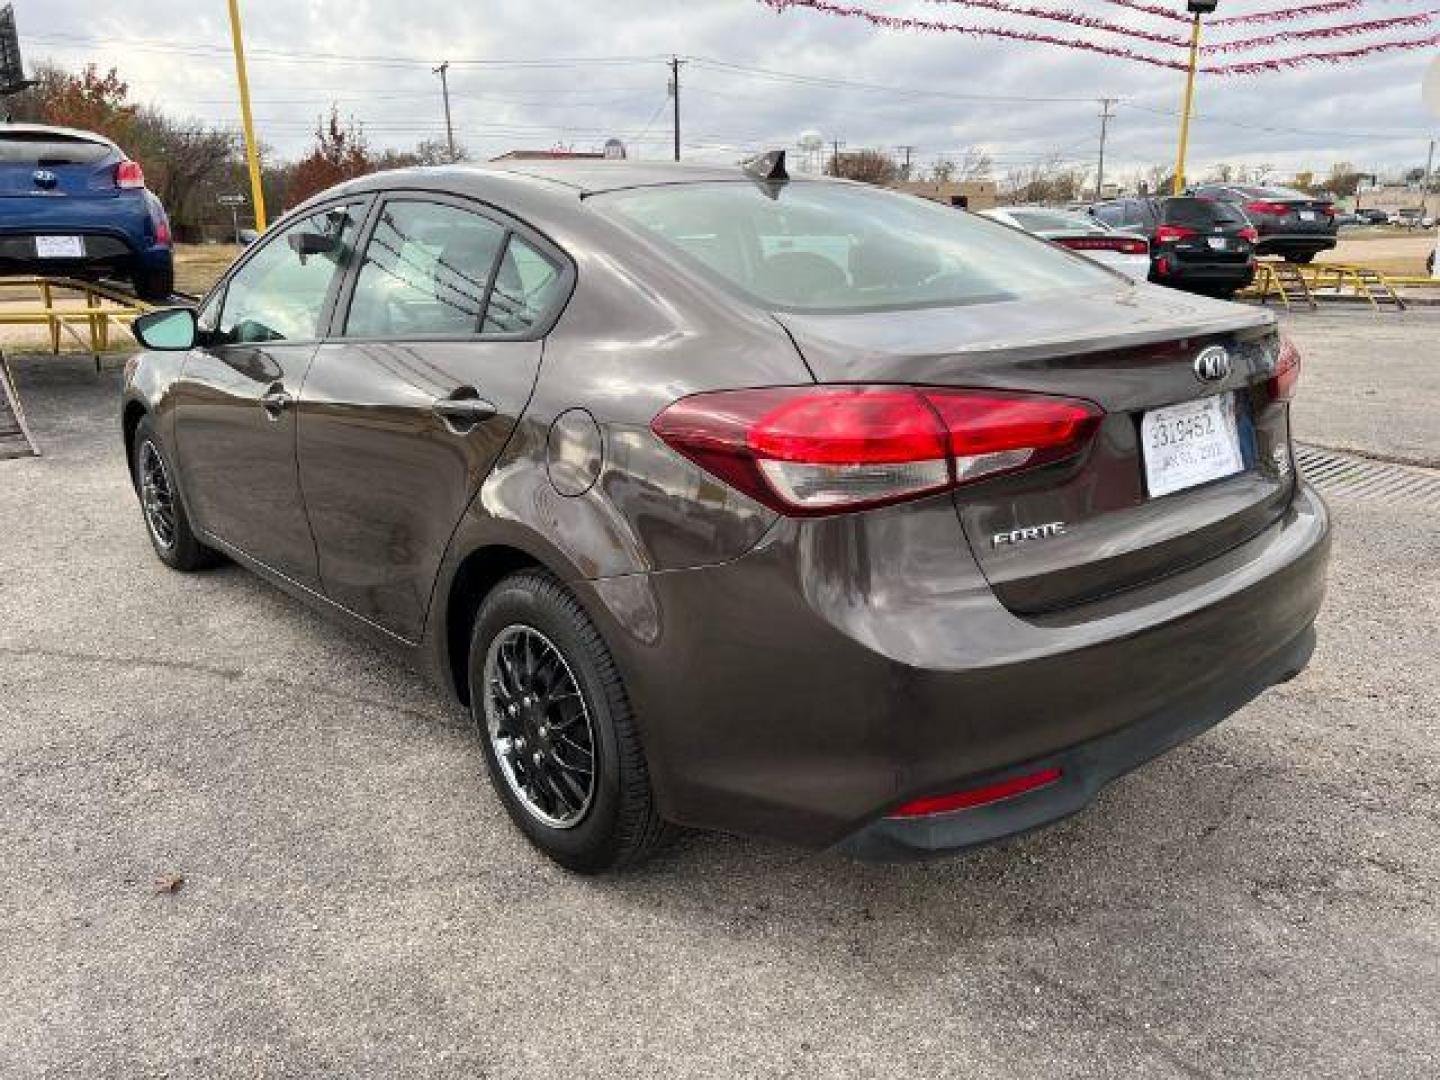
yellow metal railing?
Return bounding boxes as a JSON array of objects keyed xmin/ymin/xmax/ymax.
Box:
[
  {"xmin": 0, "ymin": 276, "xmax": 152, "ymax": 357},
  {"xmin": 1242, "ymin": 260, "xmax": 1430, "ymax": 311}
]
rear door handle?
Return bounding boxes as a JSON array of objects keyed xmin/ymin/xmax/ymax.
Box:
[
  {"xmin": 432, "ymin": 393, "xmax": 497, "ymax": 430},
  {"xmin": 260, "ymin": 384, "xmax": 292, "ymax": 421}
]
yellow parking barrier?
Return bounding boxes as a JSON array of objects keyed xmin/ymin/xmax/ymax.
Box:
[{"xmin": 0, "ymin": 276, "xmax": 153, "ymax": 364}]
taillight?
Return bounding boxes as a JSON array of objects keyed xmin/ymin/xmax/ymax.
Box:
[
  {"xmin": 1057, "ymin": 236, "xmax": 1149, "ymax": 255},
  {"xmin": 1245, "ymin": 200, "xmax": 1290, "ymax": 217},
  {"xmin": 154, "ymin": 216, "xmax": 172, "ymax": 246},
  {"xmin": 651, "ymin": 386, "xmax": 1101, "ymax": 516},
  {"xmin": 116, "ymin": 160, "xmax": 145, "ymax": 189},
  {"xmin": 1239, "ymin": 227, "xmax": 1259, "ymax": 243},
  {"xmin": 1319, "ymin": 204, "xmax": 1336, "ymax": 218},
  {"xmin": 889, "ymin": 767, "xmax": 1063, "ymax": 818},
  {"xmin": 1155, "ymin": 224, "xmax": 1196, "ymax": 244},
  {"xmin": 1267, "ymin": 337, "xmax": 1302, "ymax": 402}
]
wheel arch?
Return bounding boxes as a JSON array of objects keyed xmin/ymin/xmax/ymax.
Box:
[
  {"xmin": 441, "ymin": 543, "xmax": 550, "ymax": 707},
  {"xmin": 121, "ymin": 398, "xmax": 148, "ymax": 481}
]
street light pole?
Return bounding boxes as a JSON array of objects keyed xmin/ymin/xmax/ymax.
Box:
[
  {"xmin": 1172, "ymin": 10, "xmax": 1206, "ymax": 195},
  {"xmin": 669, "ymin": 56, "xmax": 683, "ymax": 162},
  {"xmin": 433, "ymin": 61, "xmax": 456, "ymax": 162},
  {"xmin": 225, "ymin": 0, "xmax": 267, "ymax": 231}
]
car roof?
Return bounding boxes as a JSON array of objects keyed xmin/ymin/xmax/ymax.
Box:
[
  {"xmin": 486, "ymin": 158, "xmax": 772, "ymax": 194},
  {"xmin": 0, "ymin": 122, "xmax": 119, "ymax": 150}
]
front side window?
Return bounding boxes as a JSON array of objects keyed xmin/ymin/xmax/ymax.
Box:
[
  {"xmin": 598, "ymin": 181, "xmax": 1117, "ymax": 312},
  {"xmin": 218, "ymin": 205, "xmax": 359, "ymax": 344},
  {"xmin": 345, "ymin": 201, "xmax": 507, "ymax": 338}
]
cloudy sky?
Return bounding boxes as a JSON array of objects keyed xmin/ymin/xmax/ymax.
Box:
[{"xmin": 20, "ymin": 0, "xmax": 1440, "ymax": 183}]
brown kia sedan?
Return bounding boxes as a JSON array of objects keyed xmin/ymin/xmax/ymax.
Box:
[{"xmin": 122, "ymin": 157, "xmax": 1330, "ymax": 871}]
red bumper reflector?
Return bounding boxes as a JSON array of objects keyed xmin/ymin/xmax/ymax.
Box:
[{"xmin": 888, "ymin": 767, "xmax": 1063, "ymax": 819}]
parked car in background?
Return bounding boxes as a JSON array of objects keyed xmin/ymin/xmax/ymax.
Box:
[
  {"xmin": 1357, "ymin": 208, "xmax": 1390, "ymax": 225},
  {"xmin": 1390, "ymin": 208, "xmax": 1427, "ymax": 229},
  {"xmin": 0, "ymin": 123, "xmax": 174, "ymax": 299},
  {"xmin": 1090, "ymin": 195, "xmax": 1257, "ymax": 298},
  {"xmin": 981, "ymin": 206, "xmax": 1150, "ymax": 281},
  {"xmin": 121, "ymin": 159, "xmax": 1328, "ymax": 871},
  {"xmin": 1190, "ymin": 184, "xmax": 1337, "ymax": 263}
]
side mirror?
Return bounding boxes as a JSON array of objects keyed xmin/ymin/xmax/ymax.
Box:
[
  {"xmin": 287, "ymin": 230, "xmax": 339, "ymax": 257},
  {"xmin": 131, "ymin": 307, "xmax": 197, "ymax": 351}
]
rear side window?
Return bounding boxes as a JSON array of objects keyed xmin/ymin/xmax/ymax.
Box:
[
  {"xmin": 483, "ymin": 237, "xmax": 565, "ymax": 334},
  {"xmin": 599, "ymin": 181, "xmax": 1116, "ymax": 313},
  {"xmin": 1163, "ymin": 198, "xmax": 1247, "ymax": 227},
  {"xmin": 0, "ymin": 133, "xmax": 112, "ymax": 165},
  {"xmin": 345, "ymin": 201, "xmax": 507, "ymax": 337}
]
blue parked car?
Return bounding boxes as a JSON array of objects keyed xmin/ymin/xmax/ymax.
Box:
[{"xmin": 0, "ymin": 123, "xmax": 174, "ymax": 299}]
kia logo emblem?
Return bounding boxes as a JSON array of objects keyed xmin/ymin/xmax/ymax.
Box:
[
  {"xmin": 32, "ymin": 169, "xmax": 57, "ymax": 189},
  {"xmin": 1194, "ymin": 346, "xmax": 1232, "ymax": 383}
]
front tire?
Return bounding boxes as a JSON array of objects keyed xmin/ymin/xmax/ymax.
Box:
[
  {"xmin": 1288, "ymin": 251, "xmax": 1317, "ymax": 265},
  {"xmin": 468, "ymin": 570, "xmax": 670, "ymax": 873},
  {"xmin": 131, "ymin": 416, "xmax": 218, "ymax": 571}
]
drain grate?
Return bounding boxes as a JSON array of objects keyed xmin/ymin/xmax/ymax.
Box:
[{"xmin": 1296, "ymin": 444, "xmax": 1440, "ymax": 509}]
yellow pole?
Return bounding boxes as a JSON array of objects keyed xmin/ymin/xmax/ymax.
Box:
[
  {"xmin": 1173, "ymin": 13, "xmax": 1203, "ymax": 196},
  {"xmin": 227, "ymin": 0, "xmax": 267, "ymax": 231}
]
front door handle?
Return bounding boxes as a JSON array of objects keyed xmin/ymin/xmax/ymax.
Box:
[
  {"xmin": 432, "ymin": 392, "xmax": 497, "ymax": 430},
  {"xmin": 260, "ymin": 383, "xmax": 292, "ymax": 421}
]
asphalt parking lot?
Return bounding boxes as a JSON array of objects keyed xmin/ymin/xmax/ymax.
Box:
[{"xmin": 1, "ymin": 307, "xmax": 1437, "ymax": 1079}]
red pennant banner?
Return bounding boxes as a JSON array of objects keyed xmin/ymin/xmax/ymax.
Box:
[{"xmin": 760, "ymin": 0, "xmax": 1440, "ymax": 75}]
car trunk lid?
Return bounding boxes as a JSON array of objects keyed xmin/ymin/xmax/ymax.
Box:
[{"xmin": 775, "ymin": 286, "xmax": 1295, "ymax": 614}]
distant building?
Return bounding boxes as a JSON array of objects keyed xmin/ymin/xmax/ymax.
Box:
[
  {"xmin": 889, "ymin": 180, "xmax": 999, "ymax": 211},
  {"xmin": 1352, "ymin": 185, "xmax": 1440, "ymax": 218}
]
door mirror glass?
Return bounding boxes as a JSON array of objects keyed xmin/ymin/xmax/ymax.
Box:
[{"xmin": 132, "ymin": 307, "xmax": 197, "ymax": 351}]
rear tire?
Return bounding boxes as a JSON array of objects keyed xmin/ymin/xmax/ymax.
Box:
[
  {"xmin": 468, "ymin": 570, "xmax": 671, "ymax": 873},
  {"xmin": 131, "ymin": 416, "xmax": 219, "ymax": 571},
  {"xmin": 133, "ymin": 263, "xmax": 175, "ymax": 302},
  {"xmin": 1288, "ymin": 251, "xmax": 1316, "ymax": 265}
]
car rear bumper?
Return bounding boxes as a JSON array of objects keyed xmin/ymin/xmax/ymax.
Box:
[
  {"xmin": 0, "ymin": 231, "xmax": 171, "ymax": 277},
  {"xmin": 577, "ymin": 480, "xmax": 1330, "ymax": 853},
  {"xmin": 835, "ymin": 622, "xmax": 1313, "ymax": 860},
  {"xmin": 1256, "ymin": 235, "xmax": 1337, "ymax": 255}
]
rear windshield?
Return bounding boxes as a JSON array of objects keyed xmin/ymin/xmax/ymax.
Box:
[
  {"xmin": 0, "ymin": 132, "xmax": 112, "ymax": 166},
  {"xmin": 598, "ymin": 181, "xmax": 1119, "ymax": 312},
  {"xmin": 1004, "ymin": 208, "xmax": 1108, "ymax": 235},
  {"xmin": 1163, "ymin": 198, "xmax": 1248, "ymax": 227}
]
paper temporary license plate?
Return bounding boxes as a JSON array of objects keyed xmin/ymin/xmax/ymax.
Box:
[
  {"xmin": 1207, "ymin": 236, "xmax": 1228, "ymax": 250},
  {"xmin": 1299, "ymin": 210, "xmax": 1317, "ymax": 221},
  {"xmin": 1141, "ymin": 394, "xmax": 1244, "ymax": 498},
  {"xmin": 36, "ymin": 235, "xmax": 84, "ymax": 258}
]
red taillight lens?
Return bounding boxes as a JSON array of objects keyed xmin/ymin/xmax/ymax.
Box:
[
  {"xmin": 1245, "ymin": 200, "xmax": 1290, "ymax": 217},
  {"xmin": 889, "ymin": 767, "xmax": 1063, "ymax": 818},
  {"xmin": 116, "ymin": 160, "xmax": 145, "ymax": 189},
  {"xmin": 1239, "ymin": 227, "xmax": 1259, "ymax": 243},
  {"xmin": 1155, "ymin": 224, "xmax": 1196, "ymax": 244},
  {"xmin": 651, "ymin": 386, "xmax": 1102, "ymax": 516},
  {"xmin": 1267, "ymin": 337, "xmax": 1302, "ymax": 402},
  {"xmin": 1057, "ymin": 236, "xmax": 1149, "ymax": 256}
]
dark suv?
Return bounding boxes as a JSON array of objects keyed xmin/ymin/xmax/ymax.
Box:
[
  {"xmin": 1191, "ymin": 184, "xmax": 1337, "ymax": 263},
  {"xmin": 1090, "ymin": 196, "xmax": 1256, "ymax": 298}
]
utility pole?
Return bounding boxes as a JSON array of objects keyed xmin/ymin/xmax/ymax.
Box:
[
  {"xmin": 831, "ymin": 138, "xmax": 844, "ymax": 176},
  {"xmin": 669, "ymin": 56, "xmax": 684, "ymax": 162},
  {"xmin": 899, "ymin": 145, "xmax": 915, "ymax": 180},
  {"xmin": 433, "ymin": 61, "xmax": 456, "ymax": 162},
  {"xmin": 1096, "ymin": 98, "xmax": 1117, "ymax": 201},
  {"xmin": 1423, "ymin": 138, "xmax": 1436, "ymax": 194},
  {"xmin": 225, "ymin": 0, "xmax": 266, "ymax": 231}
]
